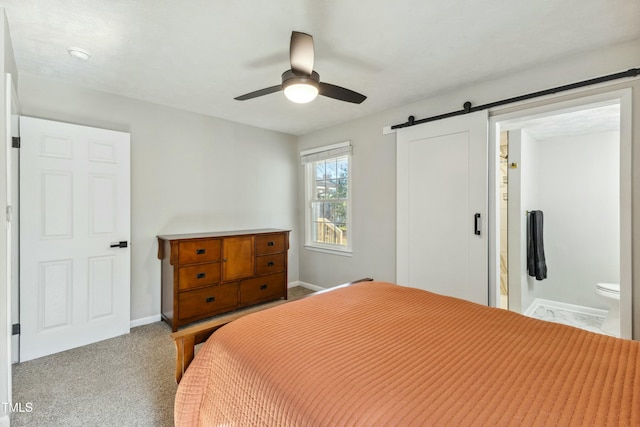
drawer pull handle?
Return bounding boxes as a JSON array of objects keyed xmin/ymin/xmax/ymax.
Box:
[
  {"xmin": 206, "ymin": 296, "xmax": 216, "ymax": 303},
  {"xmin": 196, "ymin": 249, "xmax": 206, "ymax": 255},
  {"xmin": 267, "ymin": 241, "xmax": 275, "ymax": 246},
  {"xmin": 267, "ymin": 261, "xmax": 275, "ymax": 267},
  {"xmin": 260, "ymin": 284, "xmax": 268, "ymax": 290},
  {"xmin": 196, "ymin": 273, "xmax": 206, "ymax": 279}
]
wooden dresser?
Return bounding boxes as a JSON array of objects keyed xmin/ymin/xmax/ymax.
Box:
[{"xmin": 157, "ymin": 229, "xmax": 290, "ymax": 331}]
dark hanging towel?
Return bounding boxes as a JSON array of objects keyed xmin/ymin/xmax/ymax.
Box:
[{"xmin": 527, "ymin": 210, "xmax": 548, "ymax": 280}]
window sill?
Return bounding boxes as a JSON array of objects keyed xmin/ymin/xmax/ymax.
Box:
[{"xmin": 304, "ymin": 245, "xmax": 353, "ymax": 257}]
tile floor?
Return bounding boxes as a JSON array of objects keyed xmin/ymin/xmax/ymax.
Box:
[{"xmin": 527, "ymin": 304, "xmax": 616, "ymax": 337}]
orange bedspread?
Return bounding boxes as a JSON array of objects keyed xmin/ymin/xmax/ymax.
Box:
[{"xmin": 175, "ymin": 281, "xmax": 640, "ymax": 426}]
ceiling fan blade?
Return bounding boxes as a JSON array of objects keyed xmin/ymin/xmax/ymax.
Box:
[
  {"xmin": 318, "ymin": 82, "xmax": 367, "ymax": 104},
  {"xmin": 290, "ymin": 31, "xmax": 314, "ymax": 75},
  {"xmin": 234, "ymin": 84, "xmax": 283, "ymax": 101}
]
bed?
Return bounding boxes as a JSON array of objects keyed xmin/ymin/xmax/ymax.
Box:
[{"xmin": 174, "ymin": 280, "xmax": 640, "ymax": 426}]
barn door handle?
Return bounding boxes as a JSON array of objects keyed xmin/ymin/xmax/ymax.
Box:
[
  {"xmin": 474, "ymin": 213, "xmax": 481, "ymax": 235},
  {"xmin": 110, "ymin": 241, "xmax": 128, "ymax": 248}
]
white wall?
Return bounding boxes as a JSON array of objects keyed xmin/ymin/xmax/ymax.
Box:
[
  {"xmin": 297, "ymin": 38, "xmax": 640, "ymax": 339},
  {"xmin": 520, "ymin": 130, "xmax": 538, "ymax": 311},
  {"xmin": 297, "ymin": 116, "xmax": 397, "ymax": 287},
  {"xmin": 524, "ymin": 131, "xmax": 619, "ymax": 309},
  {"xmin": 17, "ymin": 74, "xmax": 299, "ymax": 323}
]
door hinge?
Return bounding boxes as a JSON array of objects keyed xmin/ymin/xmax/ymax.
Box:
[
  {"xmin": 12, "ymin": 323, "xmax": 20, "ymax": 335},
  {"xmin": 11, "ymin": 136, "xmax": 20, "ymax": 148}
]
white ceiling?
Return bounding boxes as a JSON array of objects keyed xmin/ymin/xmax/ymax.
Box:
[
  {"xmin": 0, "ymin": 0, "xmax": 638, "ymax": 136},
  {"xmin": 505, "ymin": 103, "xmax": 621, "ymax": 140}
]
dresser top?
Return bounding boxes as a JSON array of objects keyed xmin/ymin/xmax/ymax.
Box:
[{"xmin": 157, "ymin": 228, "xmax": 290, "ymax": 241}]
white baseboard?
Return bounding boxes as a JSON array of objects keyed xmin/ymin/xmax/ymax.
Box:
[
  {"xmin": 0, "ymin": 414, "xmax": 9, "ymax": 427},
  {"xmin": 289, "ymin": 281, "xmax": 326, "ymax": 292},
  {"xmin": 130, "ymin": 315, "xmax": 161, "ymax": 328},
  {"xmin": 524, "ymin": 298, "xmax": 607, "ymax": 318}
]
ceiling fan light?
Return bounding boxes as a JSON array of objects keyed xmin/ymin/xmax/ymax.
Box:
[{"xmin": 284, "ymin": 82, "xmax": 318, "ymax": 103}]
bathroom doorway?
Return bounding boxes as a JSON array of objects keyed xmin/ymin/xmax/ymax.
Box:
[{"xmin": 491, "ymin": 89, "xmax": 632, "ymax": 339}]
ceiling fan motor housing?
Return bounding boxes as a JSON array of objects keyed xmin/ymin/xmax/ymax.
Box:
[{"xmin": 281, "ymin": 70, "xmax": 320, "ymax": 90}]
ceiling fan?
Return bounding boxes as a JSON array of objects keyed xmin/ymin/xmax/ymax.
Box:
[{"xmin": 234, "ymin": 31, "xmax": 367, "ymax": 104}]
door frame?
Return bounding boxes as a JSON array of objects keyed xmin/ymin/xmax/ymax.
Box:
[
  {"xmin": 8, "ymin": 74, "xmax": 18, "ymax": 364},
  {"xmin": 4, "ymin": 72, "xmax": 18, "ymax": 408},
  {"xmin": 488, "ymin": 87, "xmax": 632, "ymax": 339}
]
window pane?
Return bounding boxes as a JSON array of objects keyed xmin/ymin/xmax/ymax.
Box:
[
  {"xmin": 312, "ymin": 201, "xmax": 343, "ymax": 245},
  {"xmin": 323, "ymin": 202, "xmax": 334, "ymax": 222},
  {"xmin": 337, "ymin": 178, "xmax": 348, "ymax": 198},
  {"xmin": 315, "ymin": 162, "xmax": 326, "ymax": 180},
  {"xmin": 316, "ymin": 180, "xmax": 326, "ymax": 199},
  {"xmin": 325, "ymin": 160, "xmax": 337, "ymax": 179},
  {"xmin": 334, "ymin": 201, "xmax": 347, "ymax": 224},
  {"xmin": 312, "ymin": 202, "xmax": 324, "ymax": 220},
  {"xmin": 327, "ymin": 179, "xmax": 337, "ymax": 198},
  {"xmin": 337, "ymin": 157, "xmax": 348, "ymax": 178},
  {"xmin": 313, "ymin": 219, "xmax": 346, "ymax": 245},
  {"xmin": 335, "ymin": 222, "xmax": 348, "ymax": 244}
]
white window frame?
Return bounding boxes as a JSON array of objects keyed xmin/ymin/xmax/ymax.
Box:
[{"xmin": 302, "ymin": 141, "xmax": 353, "ymax": 255}]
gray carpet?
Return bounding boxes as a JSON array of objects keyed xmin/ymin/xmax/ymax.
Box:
[{"xmin": 11, "ymin": 286, "xmax": 315, "ymax": 427}]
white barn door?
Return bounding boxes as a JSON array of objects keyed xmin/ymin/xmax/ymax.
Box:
[
  {"xmin": 397, "ymin": 111, "xmax": 488, "ymax": 305},
  {"xmin": 20, "ymin": 117, "xmax": 130, "ymax": 361}
]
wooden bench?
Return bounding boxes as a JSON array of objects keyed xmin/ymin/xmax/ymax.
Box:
[{"xmin": 171, "ymin": 278, "xmax": 374, "ymax": 383}]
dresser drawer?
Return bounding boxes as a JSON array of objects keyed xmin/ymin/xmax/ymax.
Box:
[
  {"xmin": 159, "ymin": 230, "xmax": 290, "ymax": 331},
  {"xmin": 178, "ymin": 283, "xmax": 238, "ymax": 321},
  {"xmin": 178, "ymin": 239, "xmax": 221, "ymax": 265},
  {"xmin": 178, "ymin": 263, "xmax": 221, "ymax": 291},
  {"xmin": 255, "ymin": 253, "xmax": 285, "ymax": 275},
  {"xmin": 240, "ymin": 272, "xmax": 286, "ymax": 305},
  {"xmin": 255, "ymin": 233, "xmax": 286, "ymax": 255}
]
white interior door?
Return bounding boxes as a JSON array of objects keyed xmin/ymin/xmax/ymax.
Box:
[
  {"xmin": 397, "ymin": 110, "xmax": 488, "ymax": 305},
  {"xmin": 20, "ymin": 117, "xmax": 130, "ymax": 361}
]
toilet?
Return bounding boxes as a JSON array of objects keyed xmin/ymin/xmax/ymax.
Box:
[{"xmin": 595, "ymin": 282, "xmax": 620, "ymax": 336}]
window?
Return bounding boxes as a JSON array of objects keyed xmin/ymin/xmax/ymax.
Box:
[{"xmin": 301, "ymin": 142, "xmax": 352, "ymax": 254}]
